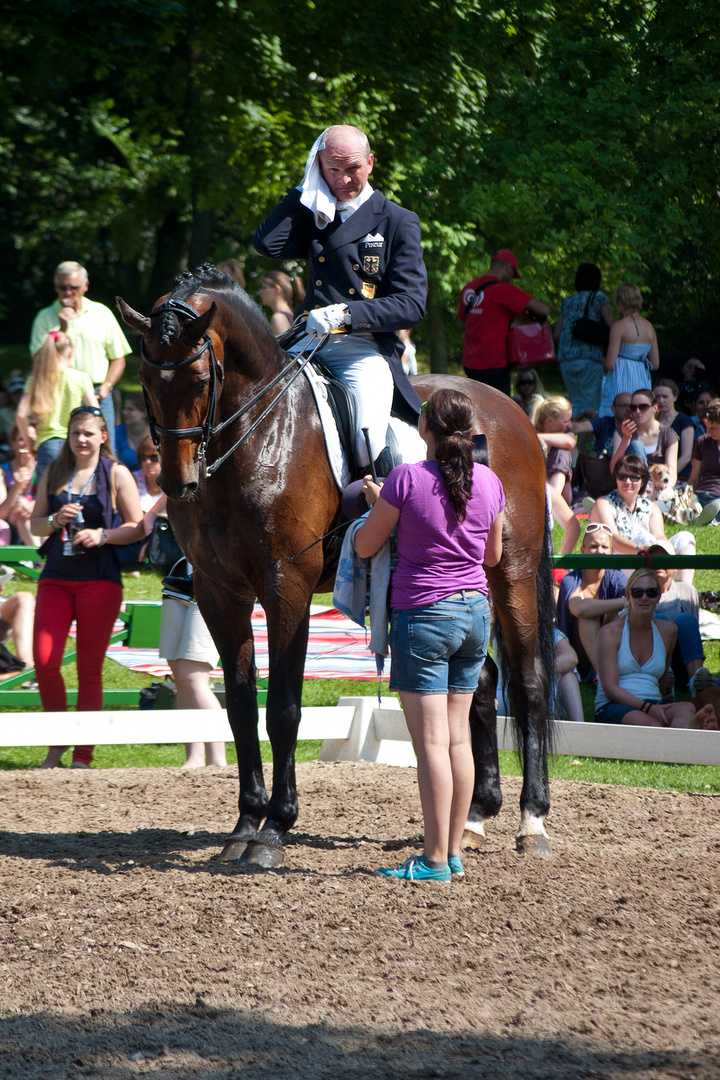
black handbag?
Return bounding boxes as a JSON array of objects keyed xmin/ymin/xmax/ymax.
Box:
[
  {"xmin": 147, "ymin": 516, "xmax": 183, "ymax": 573},
  {"xmin": 571, "ymin": 292, "xmax": 610, "ymax": 348}
]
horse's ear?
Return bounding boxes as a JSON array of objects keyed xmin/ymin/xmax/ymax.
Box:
[
  {"xmin": 180, "ymin": 302, "xmax": 216, "ymax": 343},
  {"xmin": 116, "ymin": 297, "xmax": 151, "ymax": 335}
]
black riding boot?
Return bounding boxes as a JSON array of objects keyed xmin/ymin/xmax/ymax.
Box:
[
  {"xmin": 471, "ymin": 434, "xmax": 489, "ymax": 466},
  {"xmin": 373, "ymin": 446, "xmax": 397, "ymax": 479}
]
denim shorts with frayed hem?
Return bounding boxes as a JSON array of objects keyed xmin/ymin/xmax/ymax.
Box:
[
  {"xmin": 594, "ymin": 700, "xmax": 660, "ymax": 724},
  {"xmin": 389, "ymin": 591, "xmax": 491, "ymax": 694}
]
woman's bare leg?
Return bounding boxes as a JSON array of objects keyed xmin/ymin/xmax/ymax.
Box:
[
  {"xmin": 446, "ymin": 691, "xmax": 475, "ymax": 857},
  {"xmin": 400, "ymin": 691, "xmax": 453, "ymax": 864},
  {"xmin": 169, "ymin": 659, "xmax": 226, "ymax": 767},
  {"xmin": 0, "ymin": 592, "xmax": 35, "ymax": 668}
]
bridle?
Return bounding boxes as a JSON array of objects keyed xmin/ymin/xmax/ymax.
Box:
[{"xmin": 141, "ymin": 298, "xmax": 327, "ymax": 478}]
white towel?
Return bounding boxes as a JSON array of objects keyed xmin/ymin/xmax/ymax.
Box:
[{"xmin": 298, "ymin": 130, "xmax": 336, "ymax": 228}]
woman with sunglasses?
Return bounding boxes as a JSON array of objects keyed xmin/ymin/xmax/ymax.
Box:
[
  {"xmin": 589, "ymin": 454, "xmax": 666, "ymax": 555},
  {"xmin": 30, "ymin": 406, "xmax": 143, "ymax": 768},
  {"xmin": 511, "ymin": 368, "xmax": 545, "ymax": 415},
  {"xmin": 595, "ymin": 568, "xmax": 717, "ymax": 729},
  {"xmin": 132, "ymin": 433, "xmax": 163, "ymax": 511},
  {"xmin": 591, "ymin": 452, "xmax": 697, "ymax": 583},
  {"xmin": 16, "ymin": 330, "xmax": 99, "ymax": 484},
  {"xmin": 609, "ymin": 389, "xmax": 678, "ymax": 488}
]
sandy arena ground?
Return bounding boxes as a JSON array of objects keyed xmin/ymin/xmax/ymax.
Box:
[{"xmin": 0, "ymin": 761, "xmax": 719, "ymax": 1078}]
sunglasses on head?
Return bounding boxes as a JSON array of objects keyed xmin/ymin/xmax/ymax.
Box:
[
  {"xmin": 70, "ymin": 406, "xmax": 102, "ymax": 420},
  {"xmin": 617, "ymin": 472, "xmax": 642, "ymax": 483},
  {"xmin": 138, "ymin": 453, "xmax": 160, "ymax": 463},
  {"xmin": 629, "ymin": 587, "xmax": 660, "ymax": 599},
  {"xmin": 585, "ymin": 522, "xmax": 613, "ymax": 536},
  {"xmin": 629, "ymin": 402, "xmax": 652, "ymax": 412}
]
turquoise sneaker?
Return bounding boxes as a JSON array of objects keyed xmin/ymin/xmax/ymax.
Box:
[
  {"xmin": 375, "ymin": 855, "xmax": 451, "ymax": 882},
  {"xmin": 448, "ymin": 855, "xmax": 465, "ymax": 879}
]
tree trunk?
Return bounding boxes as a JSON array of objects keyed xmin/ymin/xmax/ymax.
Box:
[
  {"xmin": 145, "ymin": 210, "xmax": 189, "ymax": 307},
  {"xmin": 427, "ymin": 273, "xmax": 448, "ymax": 374},
  {"xmin": 188, "ymin": 208, "xmax": 214, "ymax": 269}
]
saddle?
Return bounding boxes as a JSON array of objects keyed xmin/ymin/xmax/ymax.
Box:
[{"xmin": 311, "ymin": 357, "xmax": 488, "ymax": 482}]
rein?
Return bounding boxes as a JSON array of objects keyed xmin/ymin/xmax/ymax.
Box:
[{"xmin": 141, "ymin": 298, "xmax": 328, "ymax": 477}]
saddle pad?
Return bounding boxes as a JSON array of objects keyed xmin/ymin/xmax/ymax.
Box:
[
  {"xmin": 303, "ymin": 361, "xmax": 425, "ymax": 490},
  {"xmin": 303, "ymin": 362, "xmax": 352, "ymax": 490}
]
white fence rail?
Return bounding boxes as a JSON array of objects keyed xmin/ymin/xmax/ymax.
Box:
[{"xmin": 2, "ymin": 696, "xmax": 718, "ymax": 767}]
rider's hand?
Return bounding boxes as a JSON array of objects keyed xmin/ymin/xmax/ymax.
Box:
[{"xmin": 306, "ymin": 304, "xmax": 349, "ymax": 337}]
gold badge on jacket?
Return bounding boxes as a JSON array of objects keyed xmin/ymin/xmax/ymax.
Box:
[
  {"xmin": 361, "ymin": 282, "xmax": 376, "ymax": 299},
  {"xmin": 363, "ymin": 255, "xmax": 380, "ymax": 275}
]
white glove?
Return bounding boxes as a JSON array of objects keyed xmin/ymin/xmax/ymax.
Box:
[{"xmin": 306, "ymin": 304, "xmax": 348, "ymax": 337}]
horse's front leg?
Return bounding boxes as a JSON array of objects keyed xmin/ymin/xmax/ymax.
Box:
[
  {"xmin": 197, "ymin": 589, "xmax": 268, "ymax": 862},
  {"xmin": 463, "ymin": 655, "xmax": 503, "ymax": 848},
  {"xmin": 242, "ymin": 595, "xmax": 310, "ymax": 869}
]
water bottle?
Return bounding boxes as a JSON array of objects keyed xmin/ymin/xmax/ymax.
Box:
[{"xmin": 68, "ymin": 506, "xmax": 86, "ymax": 555}]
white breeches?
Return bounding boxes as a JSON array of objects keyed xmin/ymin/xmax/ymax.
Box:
[{"xmin": 290, "ymin": 333, "xmax": 393, "ymax": 466}]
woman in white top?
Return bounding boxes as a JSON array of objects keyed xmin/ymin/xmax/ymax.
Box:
[{"xmin": 595, "ymin": 569, "xmax": 717, "ymax": 729}]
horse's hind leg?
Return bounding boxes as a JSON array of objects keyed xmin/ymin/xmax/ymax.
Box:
[
  {"xmin": 494, "ymin": 567, "xmax": 552, "ymax": 858},
  {"xmin": 463, "ymin": 655, "xmax": 502, "ymax": 848}
]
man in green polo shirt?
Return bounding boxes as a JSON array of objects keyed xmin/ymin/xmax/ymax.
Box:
[{"xmin": 29, "ymin": 261, "xmax": 130, "ymax": 451}]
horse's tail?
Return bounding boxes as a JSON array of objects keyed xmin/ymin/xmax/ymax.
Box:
[{"xmin": 494, "ymin": 512, "xmax": 555, "ymax": 769}]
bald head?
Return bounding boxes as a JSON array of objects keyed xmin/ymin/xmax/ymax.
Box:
[{"xmin": 319, "ymin": 125, "xmax": 374, "ymax": 202}]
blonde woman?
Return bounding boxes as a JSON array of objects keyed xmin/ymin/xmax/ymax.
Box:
[
  {"xmin": 595, "ymin": 568, "xmax": 717, "ymax": 729},
  {"xmin": 531, "ymin": 395, "xmax": 576, "ymax": 505},
  {"xmin": 598, "ymin": 283, "xmax": 659, "ymax": 416},
  {"xmin": 16, "ymin": 331, "xmax": 98, "ymax": 483}
]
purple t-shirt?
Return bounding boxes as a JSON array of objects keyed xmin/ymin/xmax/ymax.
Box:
[{"xmin": 380, "ymin": 459, "xmax": 505, "ymax": 609}]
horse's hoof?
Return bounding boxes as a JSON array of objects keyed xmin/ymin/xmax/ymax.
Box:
[
  {"xmin": 241, "ymin": 841, "xmax": 285, "ymax": 869},
  {"xmin": 515, "ymin": 833, "xmax": 551, "ymax": 858},
  {"xmin": 215, "ymin": 836, "xmax": 251, "ymax": 863},
  {"xmin": 461, "ymin": 826, "xmax": 486, "ymax": 850}
]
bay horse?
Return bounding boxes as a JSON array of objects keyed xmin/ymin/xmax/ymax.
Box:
[{"xmin": 118, "ymin": 266, "xmax": 555, "ymax": 868}]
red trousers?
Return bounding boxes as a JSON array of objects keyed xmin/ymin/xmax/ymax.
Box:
[{"xmin": 34, "ymin": 579, "xmax": 123, "ymax": 766}]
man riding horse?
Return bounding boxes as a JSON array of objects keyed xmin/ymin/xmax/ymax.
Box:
[{"xmin": 253, "ymin": 124, "xmax": 426, "ymax": 476}]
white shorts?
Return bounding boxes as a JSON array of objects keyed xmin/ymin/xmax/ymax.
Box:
[{"xmin": 159, "ymin": 598, "xmax": 218, "ymax": 667}]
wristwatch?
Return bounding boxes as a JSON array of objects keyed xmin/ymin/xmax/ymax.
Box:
[{"xmin": 47, "ymin": 514, "xmax": 58, "ymax": 531}]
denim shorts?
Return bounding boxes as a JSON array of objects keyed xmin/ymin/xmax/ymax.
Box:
[
  {"xmin": 389, "ymin": 591, "xmax": 491, "ymax": 694},
  {"xmin": 595, "ymin": 700, "xmax": 660, "ymax": 725}
]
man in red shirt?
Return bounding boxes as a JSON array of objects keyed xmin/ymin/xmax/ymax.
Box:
[{"xmin": 458, "ymin": 249, "xmax": 550, "ymax": 395}]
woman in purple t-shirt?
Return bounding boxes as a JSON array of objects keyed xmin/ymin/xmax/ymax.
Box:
[{"xmin": 355, "ymin": 389, "xmax": 505, "ymax": 883}]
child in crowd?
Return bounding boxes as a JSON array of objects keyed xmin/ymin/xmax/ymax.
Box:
[{"xmin": 531, "ymin": 396, "xmax": 576, "ymax": 506}]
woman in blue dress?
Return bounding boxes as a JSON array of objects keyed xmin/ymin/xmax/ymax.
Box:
[
  {"xmin": 598, "ymin": 283, "xmax": 659, "ymax": 417},
  {"xmin": 554, "ymin": 263, "xmax": 613, "ymax": 416}
]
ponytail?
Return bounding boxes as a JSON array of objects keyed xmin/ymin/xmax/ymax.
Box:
[{"xmin": 423, "ymin": 389, "xmax": 475, "ymax": 522}]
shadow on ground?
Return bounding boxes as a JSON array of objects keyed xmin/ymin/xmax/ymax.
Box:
[{"xmin": 0, "ymin": 1004, "xmax": 715, "ymax": 1080}]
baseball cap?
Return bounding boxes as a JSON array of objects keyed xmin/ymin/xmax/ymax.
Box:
[
  {"xmin": 647, "ymin": 539, "xmax": 675, "ymax": 556},
  {"xmin": 492, "ymin": 249, "xmax": 521, "ymax": 279}
]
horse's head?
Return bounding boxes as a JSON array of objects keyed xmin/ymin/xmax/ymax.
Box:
[{"xmin": 117, "ymin": 294, "xmax": 221, "ymax": 499}]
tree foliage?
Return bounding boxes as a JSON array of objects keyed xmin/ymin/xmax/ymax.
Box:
[{"xmin": 1, "ymin": 0, "xmax": 718, "ymax": 366}]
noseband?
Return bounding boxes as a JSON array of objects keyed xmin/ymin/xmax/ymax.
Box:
[{"xmin": 141, "ymin": 298, "xmax": 325, "ymax": 478}]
